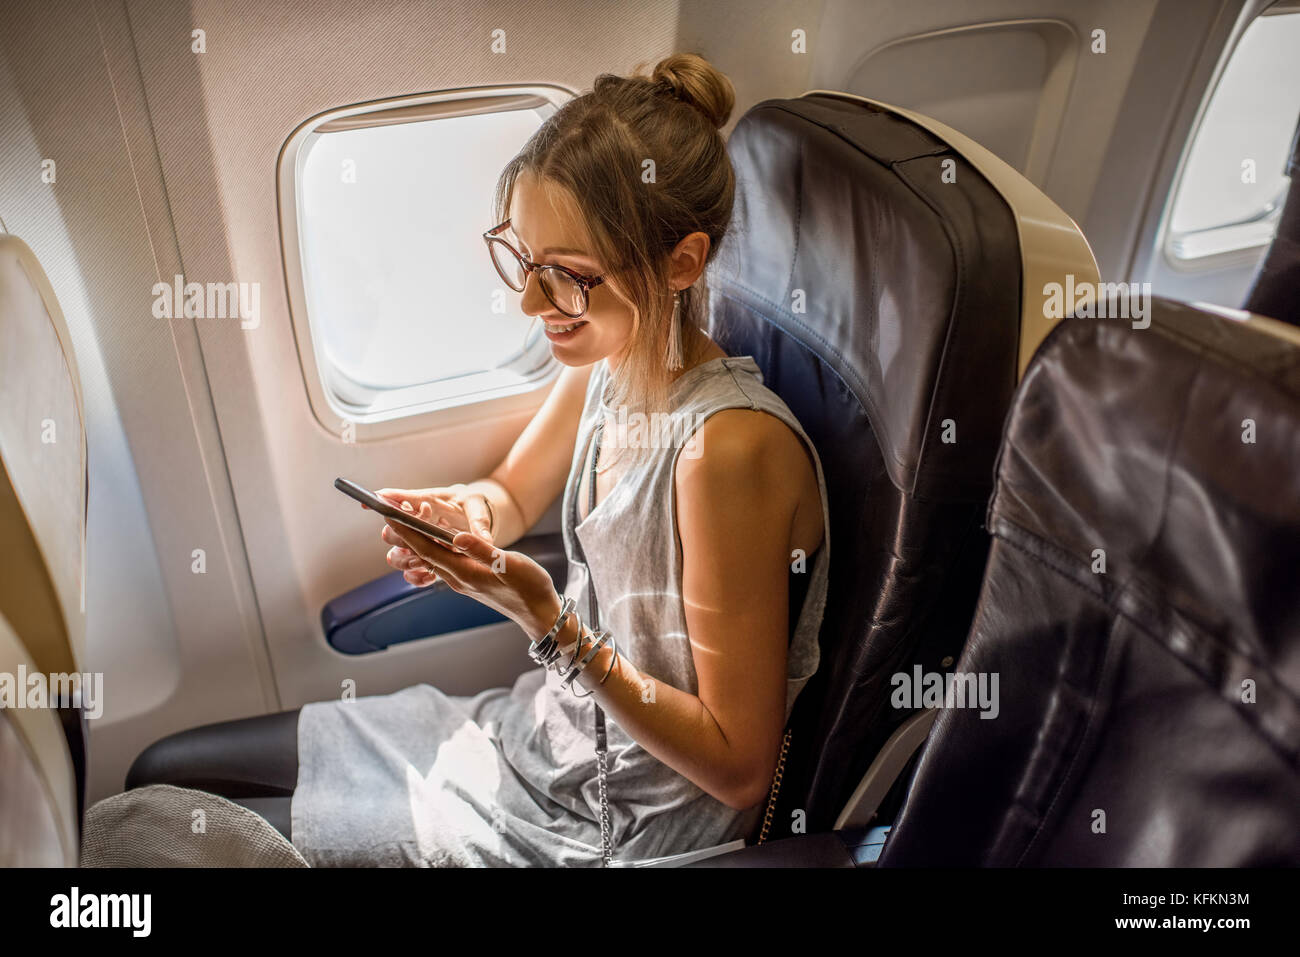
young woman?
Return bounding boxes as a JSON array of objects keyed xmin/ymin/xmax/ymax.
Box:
[{"xmin": 130, "ymin": 53, "xmax": 831, "ymax": 867}]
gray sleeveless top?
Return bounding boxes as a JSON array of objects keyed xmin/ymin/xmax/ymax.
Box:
[
  {"xmin": 289, "ymin": 354, "xmax": 832, "ymax": 867},
  {"xmin": 550, "ymin": 354, "xmax": 832, "ymax": 859}
]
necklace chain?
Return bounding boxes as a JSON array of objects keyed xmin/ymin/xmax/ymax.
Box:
[{"xmin": 590, "ymin": 419, "xmax": 614, "ymax": 867}]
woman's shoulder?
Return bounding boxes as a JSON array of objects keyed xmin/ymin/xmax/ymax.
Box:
[
  {"xmin": 682, "ymin": 355, "xmax": 809, "ymax": 439},
  {"xmin": 689, "ymin": 402, "xmax": 813, "ymax": 479},
  {"xmin": 673, "ymin": 391, "xmax": 825, "ymax": 558},
  {"xmin": 678, "ymin": 352, "xmax": 823, "ymax": 497},
  {"xmin": 676, "ymin": 356, "xmax": 813, "ymax": 473}
]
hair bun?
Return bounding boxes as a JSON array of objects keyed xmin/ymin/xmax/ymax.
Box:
[{"xmin": 647, "ymin": 53, "xmax": 734, "ymax": 129}]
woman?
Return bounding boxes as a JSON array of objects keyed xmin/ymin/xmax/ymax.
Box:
[{"xmin": 130, "ymin": 53, "xmax": 831, "ymax": 867}]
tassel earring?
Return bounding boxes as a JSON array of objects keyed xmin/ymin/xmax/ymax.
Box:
[{"xmin": 666, "ymin": 290, "xmax": 684, "ymax": 371}]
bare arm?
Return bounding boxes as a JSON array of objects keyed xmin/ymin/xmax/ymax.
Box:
[{"xmin": 462, "ymin": 362, "xmax": 595, "ymax": 548}]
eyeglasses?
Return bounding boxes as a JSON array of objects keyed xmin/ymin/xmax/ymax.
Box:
[{"xmin": 483, "ymin": 220, "xmax": 605, "ymax": 319}]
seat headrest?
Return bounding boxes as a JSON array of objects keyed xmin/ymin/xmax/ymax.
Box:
[
  {"xmin": 708, "ymin": 92, "xmax": 1097, "ymax": 500},
  {"xmin": 0, "ymin": 233, "xmax": 87, "ymax": 675},
  {"xmin": 709, "ymin": 94, "xmax": 1018, "ymax": 499}
]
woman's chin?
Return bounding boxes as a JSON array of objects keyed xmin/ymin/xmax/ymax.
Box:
[{"xmin": 548, "ymin": 347, "xmax": 591, "ymax": 367}]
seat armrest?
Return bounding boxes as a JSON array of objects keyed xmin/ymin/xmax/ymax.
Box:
[
  {"xmin": 682, "ymin": 826, "xmax": 890, "ymax": 868},
  {"xmin": 834, "ymin": 709, "xmax": 937, "ymax": 830},
  {"xmin": 321, "ymin": 532, "xmax": 568, "ymax": 654}
]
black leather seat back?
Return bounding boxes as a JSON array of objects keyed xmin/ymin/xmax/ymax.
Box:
[
  {"xmin": 880, "ymin": 300, "xmax": 1300, "ymax": 866},
  {"xmin": 706, "ymin": 94, "xmax": 1022, "ymax": 833}
]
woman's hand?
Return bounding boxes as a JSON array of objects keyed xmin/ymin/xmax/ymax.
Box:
[
  {"xmin": 365, "ymin": 485, "xmax": 494, "ymax": 587},
  {"xmin": 381, "ymin": 504, "xmax": 562, "ymax": 641}
]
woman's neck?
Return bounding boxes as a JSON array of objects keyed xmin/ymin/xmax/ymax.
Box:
[{"xmin": 604, "ymin": 326, "xmax": 726, "ymax": 381}]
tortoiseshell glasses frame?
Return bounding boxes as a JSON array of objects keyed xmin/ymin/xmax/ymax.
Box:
[{"xmin": 483, "ymin": 219, "xmax": 606, "ymax": 319}]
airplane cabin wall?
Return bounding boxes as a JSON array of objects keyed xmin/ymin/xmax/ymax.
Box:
[{"xmin": 0, "ymin": 0, "xmax": 277, "ymax": 805}]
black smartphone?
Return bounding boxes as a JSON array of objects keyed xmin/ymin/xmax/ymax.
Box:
[{"xmin": 334, "ymin": 478, "xmax": 462, "ymax": 550}]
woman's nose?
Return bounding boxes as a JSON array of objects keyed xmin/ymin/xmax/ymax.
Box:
[{"xmin": 519, "ymin": 269, "xmax": 553, "ymax": 317}]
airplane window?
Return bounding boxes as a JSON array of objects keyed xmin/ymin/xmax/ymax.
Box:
[
  {"xmin": 1165, "ymin": 11, "xmax": 1300, "ymax": 263},
  {"xmin": 287, "ymin": 91, "xmax": 568, "ymax": 426}
]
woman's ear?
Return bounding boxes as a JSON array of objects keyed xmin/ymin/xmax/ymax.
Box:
[{"xmin": 668, "ymin": 231, "xmax": 712, "ymax": 290}]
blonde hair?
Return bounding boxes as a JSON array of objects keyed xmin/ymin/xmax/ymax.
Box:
[{"xmin": 494, "ymin": 53, "xmax": 736, "ymax": 466}]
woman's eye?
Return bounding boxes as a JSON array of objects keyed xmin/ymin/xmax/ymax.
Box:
[{"xmin": 557, "ymin": 259, "xmax": 595, "ymax": 273}]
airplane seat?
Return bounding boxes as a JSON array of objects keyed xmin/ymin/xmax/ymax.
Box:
[
  {"xmin": 1242, "ymin": 112, "xmax": 1300, "ymax": 327},
  {"xmin": 0, "ymin": 233, "xmax": 91, "ymax": 863},
  {"xmin": 703, "ymin": 91, "xmax": 1099, "ymax": 844},
  {"xmin": 877, "ymin": 299, "xmax": 1300, "ymax": 866}
]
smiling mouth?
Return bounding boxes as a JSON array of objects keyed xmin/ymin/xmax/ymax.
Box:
[{"xmin": 545, "ymin": 320, "xmax": 588, "ymax": 333}]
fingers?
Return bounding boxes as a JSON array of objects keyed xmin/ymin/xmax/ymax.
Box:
[
  {"xmin": 383, "ymin": 522, "xmax": 447, "ymax": 559},
  {"xmin": 386, "ymin": 544, "xmax": 440, "ymax": 587},
  {"xmin": 370, "ymin": 488, "xmax": 406, "ymax": 512},
  {"xmin": 373, "ymin": 490, "xmax": 464, "ymax": 590},
  {"xmin": 390, "ymin": 543, "xmax": 440, "ymax": 587},
  {"xmin": 374, "ymin": 491, "xmax": 497, "ymax": 584},
  {"xmin": 404, "ymin": 566, "xmax": 440, "ymax": 587},
  {"xmin": 380, "ymin": 505, "xmax": 456, "ymax": 551},
  {"xmin": 388, "ymin": 517, "xmax": 498, "ymax": 585},
  {"xmin": 413, "ymin": 502, "xmax": 463, "ymax": 543},
  {"xmin": 379, "ymin": 520, "xmax": 441, "ymax": 548},
  {"xmin": 386, "ymin": 518, "xmax": 464, "ymax": 567},
  {"xmin": 451, "ymin": 530, "xmax": 499, "ymax": 565},
  {"xmin": 375, "ymin": 489, "xmax": 449, "ymax": 519},
  {"xmin": 462, "ymin": 494, "xmax": 495, "ymax": 544},
  {"xmin": 386, "ymin": 545, "xmax": 428, "ymax": 572}
]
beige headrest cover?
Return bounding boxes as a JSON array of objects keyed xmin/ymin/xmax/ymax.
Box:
[{"xmin": 0, "ymin": 233, "xmax": 86, "ymax": 675}]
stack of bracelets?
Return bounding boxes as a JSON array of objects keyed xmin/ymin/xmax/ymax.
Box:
[{"xmin": 528, "ymin": 596, "xmax": 618, "ymax": 695}]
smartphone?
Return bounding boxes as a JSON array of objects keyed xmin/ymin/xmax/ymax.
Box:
[{"xmin": 334, "ymin": 477, "xmax": 462, "ymax": 551}]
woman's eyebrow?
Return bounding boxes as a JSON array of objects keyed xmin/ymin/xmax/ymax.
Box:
[
  {"xmin": 512, "ymin": 226, "xmax": 590, "ymax": 260},
  {"xmin": 539, "ymin": 244, "xmax": 591, "ymax": 258}
]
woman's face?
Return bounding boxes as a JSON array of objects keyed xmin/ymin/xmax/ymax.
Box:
[{"xmin": 506, "ymin": 169, "xmax": 636, "ymax": 369}]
